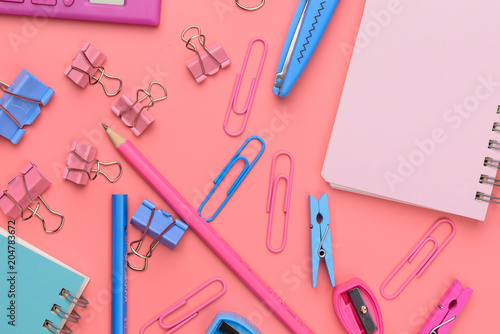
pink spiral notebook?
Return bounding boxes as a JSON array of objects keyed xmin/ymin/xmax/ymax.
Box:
[{"xmin": 322, "ymin": 0, "xmax": 500, "ymax": 221}]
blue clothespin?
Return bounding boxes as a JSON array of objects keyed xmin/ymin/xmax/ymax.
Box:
[
  {"xmin": 309, "ymin": 194, "xmax": 335, "ymax": 288},
  {"xmin": 0, "ymin": 69, "xmax": 54, "ymax": 144},
  {"xmin": 198, "ymin": 136, "xmax": 265, "ymax": 222},
  {"xmin": 273, "ymin": 0, "xmax": 340, "ymax": 97},
  {"xmin": 206, "ymin": 311, "xmax": 263, "ymax": 334},
  {"xmin": 128, "ymin": 199, "xmax": 188, "ymax": 271}
]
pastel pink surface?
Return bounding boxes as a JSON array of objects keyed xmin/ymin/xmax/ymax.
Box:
[{"xmin": 0, "ymin": 1, "xmax": 498, "ymax": 333}]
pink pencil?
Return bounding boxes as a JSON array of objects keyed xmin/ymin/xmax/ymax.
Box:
[{"xmin": 103, "ymin": 124, "xmax": 313, "ymax": 334}]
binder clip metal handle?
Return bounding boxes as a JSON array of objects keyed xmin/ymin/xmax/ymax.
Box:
[
  {"xmin": 0, "ymin": 70, "xmax": 54, "ymax": 144},
  {"xmin": 64, "ymin": 42, "xmax": 123, "ymax": 97},
  {"xmin": 127, "ymin": 208, "xmax": 175, "ymax": 271},
  {"xmin": 128, "ymin": 199, "xmax": 188, "ymax": 271},
  {"xmin": 236, "ymin": 0, "xmax": 265, "ymax": 11},
  {"xmin": 111, "ymin": 82, "xmax": 167, "ymax": 136},
  {"xmin": 0, "ymin": 163, "xmax": 64, "ymax": 233},
  {"xmin": 63, "ymin": 141, "xmax": 122, "ymax": 185},
  {"xmin": 181, "ymin": 26, "xmax": 230, "ymax": 83}
]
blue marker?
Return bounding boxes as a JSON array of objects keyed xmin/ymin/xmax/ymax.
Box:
[{"xmin": 112, "ymin": 194, "xmax": 128, "ymax": 334}]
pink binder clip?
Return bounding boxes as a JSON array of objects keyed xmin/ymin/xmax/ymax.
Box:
[
  {"xmin": 223, "ymin": 38, "xmax": 267, "ymax": 137},
  {"xmin": 181, "ymin": 26, "xmax": 230, "ymax": 83},
  {"xmin": 418, "ymin": 279, "xmax": 472, "ymax": 334},
  {"xmin": 332, "ymin": 278, "xmax": 384, "ymax": 334},
  {"xmin": 140, "ymin": 277, "xmax": 226, "ymax": 334},
  {"xmin": 0, "ymin": 163, "xmax": 64, "ymax": 233},
  {"xmin": 111, "ymin": 82, "xmax": 167, "ymax": 136},
  {"xmin": 62, "ymin": 140, "xmax": 122, "ymax": 185},
  {"xmin": 380, "ymin": 219, "xmax": 456, "ymax": 300},
  {"xmin": 266, "ymin": 151, "xmax": 294, "ymax": 253},
  {"xmin": 64, "ymin": 42, "xmax": 123, "ymax": 97}
]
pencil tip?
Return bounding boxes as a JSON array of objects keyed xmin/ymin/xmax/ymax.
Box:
[{"xmin": 101, "ymin": 123, "xmax": 108, "ymax": 130}]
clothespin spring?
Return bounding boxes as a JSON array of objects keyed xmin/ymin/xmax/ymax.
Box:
[
  {"xmin": 317, "ymin": 224, "xmax": 330, "ymax": 258},
  {"xmin": 182, "ymin": 26, "xmax": 222, "ymax": 78},
  {"xmin": 430, "ymin": 316, "xmax": 456, "ymax": 334}
]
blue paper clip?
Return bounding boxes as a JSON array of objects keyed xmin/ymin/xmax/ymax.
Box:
[
  {"xmin": 128, "ymin": 199, "xmax": 188, "ymax": 271},
  {"xmin": 0, "ymin": 69, "xmax": 54, "ymax": 144},
  {"xmin": 309, "ymin": 194, "xmax": 335, "ymax": 288},
  {"xmin": 199, "ymin": 136, "xmax": 265, "ymax": 222},
  {"xmin": 273, "ymin": 0, "xmax": 340, "ymax": 97},
  {"xmin": 206, "ymin": 311, "xmax": 263, "ymax": 334}
]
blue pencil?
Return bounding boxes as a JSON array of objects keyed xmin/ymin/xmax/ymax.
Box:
[{"xmin": 112, "ymin": 194, "xmax": 128, "ymax": 334}]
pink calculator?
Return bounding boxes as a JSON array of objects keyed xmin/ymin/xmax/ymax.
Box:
[{"xmin": 0, "ymin": 0, "xmax": 161, "ymax": 26}]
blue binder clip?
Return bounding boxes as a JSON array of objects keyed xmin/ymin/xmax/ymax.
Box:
[
  {"xmin": 273, "ymin": 0, "xmax": 340, "ymax": 97},
  {"xmin": 198, "ymin": 136, "xmax": 265, "ymax": 222},
  {"xmin": 0, "ymin": 69, "xmax": 54, "ymax": 144},
  {"xmin": 309, "ymin": 194, "xmax": 335, "ymax": 288},
  {"xmin": 128, "ymin": 199, "xmax": 188, "ymax": 271},
  {"xmin": 206, "ymin": 311, "xmax": 263, "ymax": 334}
]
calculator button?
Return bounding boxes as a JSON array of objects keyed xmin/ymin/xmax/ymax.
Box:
[
  {"xmin": 63, "ymin": 0, "xmax": 73, "ymax": 5},
  {"xmin": 31, "ymin": 0, "xmax": 56, "ymax": 5},
  {"xmin": 0, "ymin": 0, "xmax": 25, "ymax": 3}
]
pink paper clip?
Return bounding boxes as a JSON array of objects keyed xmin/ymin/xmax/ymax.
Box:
[
  {"xmin": 223, "ymin": 38, "xmax": 268, "ymax": 137},
  {"xmin": 417, "ymin": 279, "xmax": 472, "ymax": 334},
  {"xmin": 140, "ymin": 277, "xmax": 226, "ymax": 334},
  {"xmin": 0, "ymin": 162, "xmax": 64, "ymax": 233},
  {"xmin": 62, "ymin": 140, "xmax": 122, "ymax": 185},
  {"xmin": 266, "ymin": 151, "xmax": 294, "ymax": 253},
  {"xmin": 64, "ymin": 42, "xmax": 123, "ymax": 97},
  {"xmin": 111, "ymin": 82, "xmax": 167, "ymax": 136},
  {"xmin": 181, "ymin": 26, "xmax": 230, "ymax": 83},
  {"xmin": 380, "ymin": 219, "xmax": 456, "ymax": 300}
]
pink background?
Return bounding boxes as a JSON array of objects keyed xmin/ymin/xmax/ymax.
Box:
[{"xmin": 1, "ymin": 0, "xmax": 499, "ymax": 333}]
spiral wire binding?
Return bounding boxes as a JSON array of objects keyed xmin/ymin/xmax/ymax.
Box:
[
  {"xmin": 476, "ymin": 105, "xmax": 500, "ymax": 204},
  {"xmin": 42, "ymin": 289, "xmax": 89, "ymax": 333}
]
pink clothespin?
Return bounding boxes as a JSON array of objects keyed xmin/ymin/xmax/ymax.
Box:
[
  {"xmin": 140, "ymin": 278, "xmax": 226, "ymax": 334},
  {"xmin": 266, "ymin": 151, "xmax": 294, "ymax": 253},
  {"xmin": 111, "ymin": 82, "xmax": 167, "ymax": 136},
  {"xmin": 64, "ymin": 42, "xmax": 123, "ymax": 96},
  {"xmin": 380, "ymin": 219, "xmax": 456, "ymax": 300},
  {"xmin": 0, "ymin": 163, "xmax": 64, "ymax": 233},
  {"xmin": 418, "ymin": 279, "xmax": 472, "ymax": 334},
  {"xmin": 181, "ymin": 26, "xmax": 230, "ymax": 83},
  {"xmin": 62, "ymin": 140, "xmax": 122, "ymax": 185},
  {"xmin": 223, "ymin": 38, "xmax": 267, "ymax": 137}
]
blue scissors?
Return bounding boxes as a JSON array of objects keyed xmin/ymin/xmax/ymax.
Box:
[{"xmin": 274, "ymin": 0, "xmax": 340, "ymax": 97}]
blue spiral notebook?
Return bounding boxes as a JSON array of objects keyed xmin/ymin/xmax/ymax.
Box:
[{"xmin": 0, "ymin": 227, "xmax": 90, "ymax": 333}]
